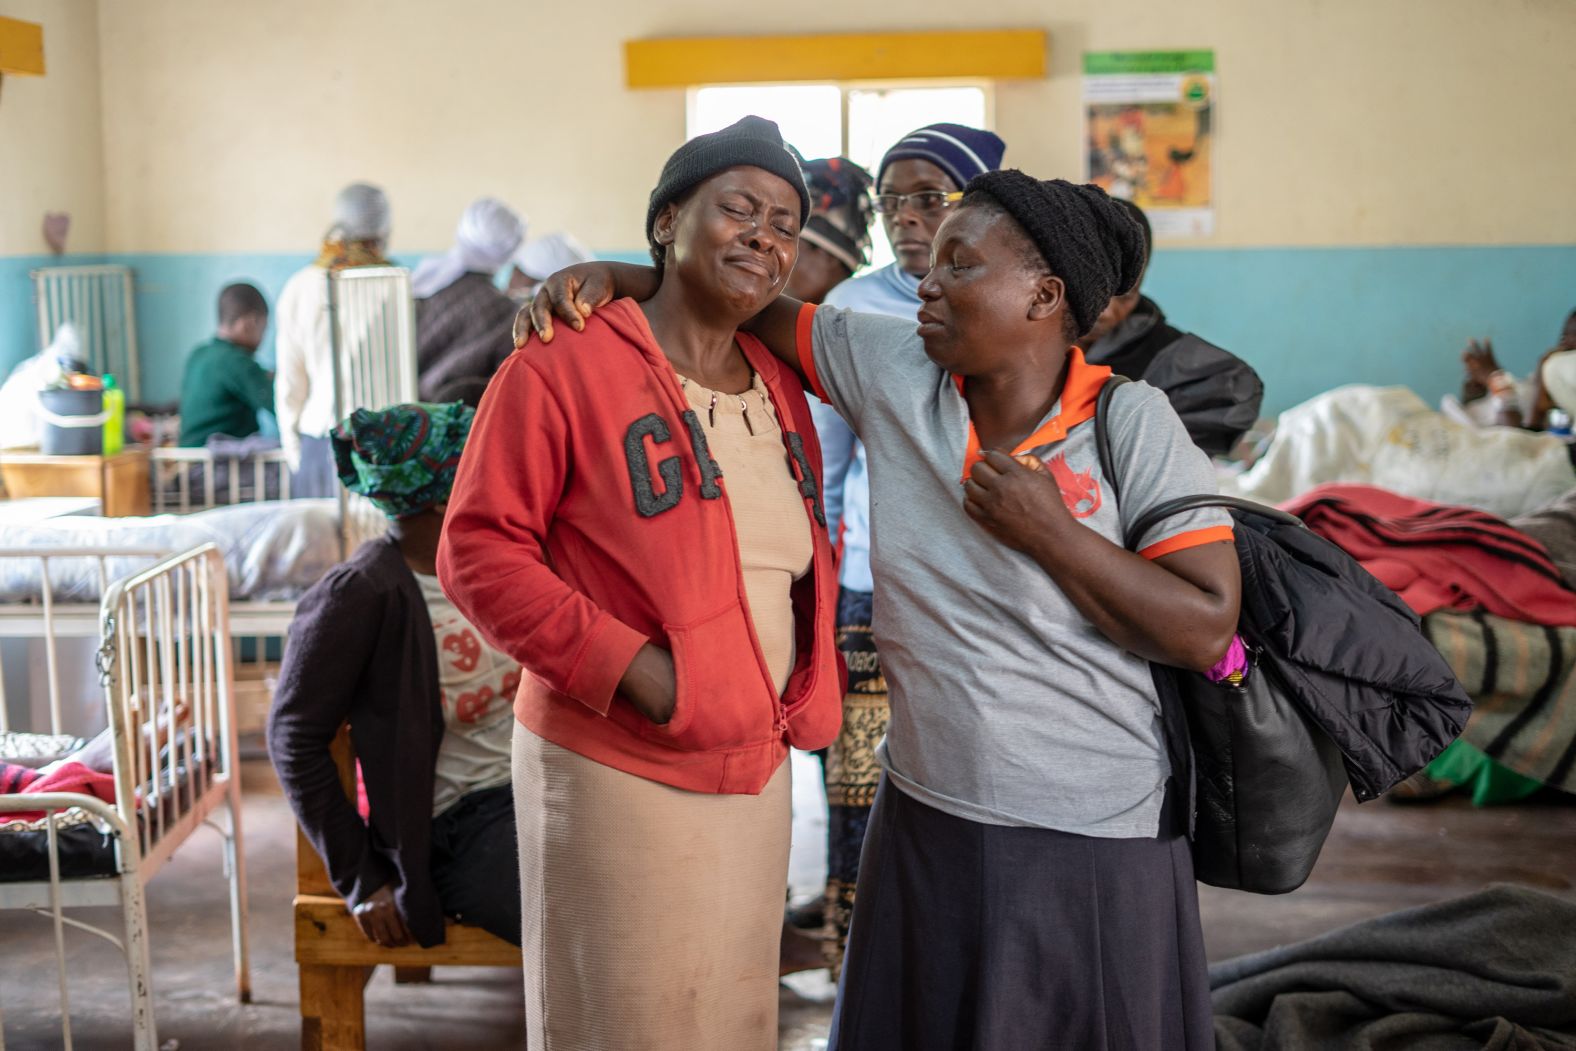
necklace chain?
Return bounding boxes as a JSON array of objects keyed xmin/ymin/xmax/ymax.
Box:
[{"xmin": 678, "ymin": 374, "xmax": 757, "ymax": 434}]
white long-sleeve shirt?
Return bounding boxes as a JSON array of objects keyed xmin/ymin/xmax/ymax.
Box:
[{"xmin": 273, "ymin": 264, "xmax": 337, "ymax": 469}]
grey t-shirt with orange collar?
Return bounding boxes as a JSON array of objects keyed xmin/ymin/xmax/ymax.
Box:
[{"xmin": 797, "ymin": 304, "xmax": 1233, "ymax": 838}]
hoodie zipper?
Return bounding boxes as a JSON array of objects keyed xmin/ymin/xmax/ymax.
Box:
[{"xmin": 650, "ymin": 353, "xmax": 801, "ymax": 740}]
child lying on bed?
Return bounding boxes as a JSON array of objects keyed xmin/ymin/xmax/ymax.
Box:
[
  {"xmin": 267, "ymin": 402, "xmax": 522, "ymax": 949},
  {"xmin": 1, "ymin": 698, "xmax": 191, "ymax": 821}
]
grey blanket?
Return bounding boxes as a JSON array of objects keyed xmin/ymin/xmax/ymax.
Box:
[
  {"xmin": 1212, "ymin": 885, "xmax": 1576, "ymax": 1050},
  {"xmin": 1514, "ymin": 488, "xmax": 1576, "ymax": 591}
]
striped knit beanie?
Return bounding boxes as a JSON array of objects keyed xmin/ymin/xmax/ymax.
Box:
[
  {"xmin": 801, "ymin": 157, "xmax": 876, "ymax": 272},
  {"xmin": 964, "ymin": 170, "xmax": 1147, "ymax": 337},
  {"xmin": 877, "ymin": 124, "xmax": 1006, "ymax": 191}
]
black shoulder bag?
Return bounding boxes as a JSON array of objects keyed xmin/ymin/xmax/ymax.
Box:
[{"xmin": 1096, "ymin": 376, "xmax": 1348, "ymax": 894}]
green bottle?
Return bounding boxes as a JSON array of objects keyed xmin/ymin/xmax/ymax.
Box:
[{"xmin": 102, "ymin": 373, "xmax": 126, "ymax": 456}]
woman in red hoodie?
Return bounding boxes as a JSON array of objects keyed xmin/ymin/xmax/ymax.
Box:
[{"xmin": 437, "ymin": 116, "xmax": 843, "ymax": 1050}]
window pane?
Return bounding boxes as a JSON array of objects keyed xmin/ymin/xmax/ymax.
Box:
[
  {"xmin": 688, "ymin": 85, "xmax": 843, "ymax": 160},
  {"xmin": 847, "ymin": 87, "xmax": 990, "ymax": 270}
]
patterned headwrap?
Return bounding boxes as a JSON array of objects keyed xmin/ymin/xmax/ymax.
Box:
[
  {"xmin": 801, "ymin": 157, "xmax": 876, "ymax": 273},
  {"xmin": 331, "ymin": 402, "xmax": 474, "ymax": 518}
]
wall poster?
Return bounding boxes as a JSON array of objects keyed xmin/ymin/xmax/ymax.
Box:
[{"xmin": 1083, "ymin": 50, "xmax": 1215, "ymax": 238}]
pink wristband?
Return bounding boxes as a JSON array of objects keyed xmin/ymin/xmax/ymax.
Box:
[{"xmin": 1206, "ymin": 635, "xmax": 1248, "ymax": 685}]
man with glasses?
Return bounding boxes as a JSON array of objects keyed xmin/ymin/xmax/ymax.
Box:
[{"xmin": 810, "ymin": 122, "xmax": 1006, "ymax": 976}]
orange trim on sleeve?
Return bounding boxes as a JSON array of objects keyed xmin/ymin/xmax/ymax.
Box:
[
  {"xmin": 795, "ymin": 302, "xmax": 829, "ymax": 403},
  {"xmin": 1140, "ymin": 525, "xmax": 1236, "ymax": 561}
]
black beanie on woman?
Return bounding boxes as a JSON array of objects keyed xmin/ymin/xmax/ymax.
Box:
[
  {"xmin": 963, "ymin": 170, "xmax": 1147, "ymax": 337},
  {"xmin": 646, "ymin": 115, "xmax": 810, "ymax": 267}
]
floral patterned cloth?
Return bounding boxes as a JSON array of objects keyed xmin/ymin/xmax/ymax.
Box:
[{"xmin": 331, "ymin": 401, "xmax": 474, "ymax": 518}]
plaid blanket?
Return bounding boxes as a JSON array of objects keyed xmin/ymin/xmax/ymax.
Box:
[{"xmin": 1424, "ymin": 610, "xmax": 1576, "ymax": 793}]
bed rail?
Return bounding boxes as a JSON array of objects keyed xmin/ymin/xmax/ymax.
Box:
[
  {"xmin": 0, "ymin": 547, "xmax": 169, "ymax": 735},
  {"xmin": 150, "ymin": 446, "xmax": 293, "ymax": 514},
  {"xmin": 0, "ymin": 544, "xmax": 249, "ymax": 1050},
  {"xmin": 328, "ymin": 266, "xmax": 417, "ymax": 556},
  {"xmin": 30, "ymin": 264, "xmax": 140, "ymax": 401},
  {"xmin": 97, "ymin": 545, "xmax": 241, "ymax": 879}
]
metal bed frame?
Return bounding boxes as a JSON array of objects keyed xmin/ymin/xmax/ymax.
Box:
[
  {"xmin": 0, "ymin": 545, "xmax": 249, "ymax": 1051},
  {"xmin": 30, "ymin": 265, "xmax": 141, "ymax": 402},
  {"xmin": 327, "ymin": 265, "xmax": 417, "ymax": 555},
  {"xmin": 149, "ymin": 446, "xmax": 294, "ymax": 515},
  {"xmin": 0, "ymin": 547, "xmax": 298, "ymax": 741},
  {"xmin": 0, "ymin": 264, "xmax": 419, "ymax": 1046}
]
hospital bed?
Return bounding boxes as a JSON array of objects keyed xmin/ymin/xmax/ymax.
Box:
[{"xmin": 0, "ymin": 545, "xmax": 248, "ymax": 1051}]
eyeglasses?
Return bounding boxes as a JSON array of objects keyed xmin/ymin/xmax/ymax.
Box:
[{"xmin": 872, "ymin": 191, "xmax": 964, "ymax": 216}]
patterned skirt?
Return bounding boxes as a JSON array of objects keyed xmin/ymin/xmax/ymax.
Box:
[{"xmin": 824, "ymin": 587, "xmax": 888, "ymax": 977}]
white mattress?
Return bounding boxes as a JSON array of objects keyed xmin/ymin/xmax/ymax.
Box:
[{"xmin": 0, "ymin": 500, "xmax": 342, "ymax": 604}]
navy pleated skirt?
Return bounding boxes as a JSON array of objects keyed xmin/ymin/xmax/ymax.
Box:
[{"xmin": 828, "ymin": 777, "xmax": 1213, "ymax": 1051}]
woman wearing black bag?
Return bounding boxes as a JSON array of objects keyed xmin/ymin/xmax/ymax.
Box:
[{"xmin": 524, "ymin": 170, "xmax": 1240, "ymax": 1050}]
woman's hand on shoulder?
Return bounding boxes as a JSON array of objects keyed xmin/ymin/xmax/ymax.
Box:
[
  {"xmin": 513, "ymin": 262, "xmax": 661, "ymax": 348},
  {"xmin": 618, "ymin": 643, "xmax": 678, "ymax": 725},
  {"xmin": 962, "ymin": 450, "xmax": 1069, "ymax": 553}
]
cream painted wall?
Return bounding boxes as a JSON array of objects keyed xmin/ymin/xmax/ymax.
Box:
[
  {"xmin": 94, "ymin": 0, "xmax": 1576, "ymax": 255},
  {"xmin": 0, "ymin": 0, "xmax": 105, "ymax": 255}
]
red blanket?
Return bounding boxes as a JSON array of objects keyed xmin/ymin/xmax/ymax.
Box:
[
  {"xmin": 1283, "ymin": 484, "xmax": 1576, "ymax": 626},
  {"xmin": 2, "ymin": 761, "xmax": 118, "ymax": 824}
]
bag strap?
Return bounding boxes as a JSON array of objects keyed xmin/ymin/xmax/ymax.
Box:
[
  {"xmin": 1126, "ymin": 494, "xmax": 1304, "ymax": 550},
  {"xmin": 1093, "ymin": 375, "xmax": 1196, "ymax": 838},
  {"xmin": 1094, "ymin": 375, "xmax": 1130, "ymax": 505},
  {"xmin": 1094, "ymin": 375, "xmax": 1303, "ymax": 548}
]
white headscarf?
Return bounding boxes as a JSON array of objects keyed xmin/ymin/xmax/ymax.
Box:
[
  {"xmin": 332, "ymin": 183, "xmax": 392, "ymax": 242},
  {"xmin": 513, "ymin": 232, "xmax": 593, "ymax": 282},
  {"xmin": 411, "ymin": 198, "xmax": 528, "ymax": 299},
  {"xmin": 1542, "ymin": 349, "xmax": 1576, "ymax": 416}
]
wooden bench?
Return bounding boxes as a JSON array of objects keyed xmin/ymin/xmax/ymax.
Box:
[{"xmin": 293, "ymin": 727, "xmax": 522, "ymax": 1050}]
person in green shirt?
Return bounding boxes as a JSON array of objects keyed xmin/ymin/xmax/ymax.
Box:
[{"xmin": 179, "ymin": 283, "xmax": 275, "ymax": 447}]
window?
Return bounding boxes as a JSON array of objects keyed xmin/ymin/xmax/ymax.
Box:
[
  {"xmin": 688, "ymin": 83, "xmax": 992, "ymax": 270},
  {"xmin": 689, "ymin": 84, "xmax": 845, "ymax": 160}
]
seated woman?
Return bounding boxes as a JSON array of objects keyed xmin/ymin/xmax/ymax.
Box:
[
  {"xmin": 439, "ymin": 116, "xmax": 843, "ymax": 1050},
  {"xmin": 526, "ymin": 171, "xmax": 1241, "ymax": 1049},
  {"xmin": 267, "ymin": 401, "xmax": 521, "ymax": 949}
]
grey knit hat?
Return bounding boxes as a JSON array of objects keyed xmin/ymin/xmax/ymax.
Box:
[{"xmin": 646, "ymin": 116, "xmax": 809, "ymax": 267}]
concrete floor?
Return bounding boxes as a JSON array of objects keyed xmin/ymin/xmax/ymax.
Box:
[{"xmin": 2, "ymin": 761, "xmax": 1573, "ymax": 1050}]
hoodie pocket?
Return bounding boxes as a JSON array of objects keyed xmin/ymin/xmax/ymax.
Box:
[{"xmin": 641, "ymin": 604, "xmax": 776, "ymax": 752}]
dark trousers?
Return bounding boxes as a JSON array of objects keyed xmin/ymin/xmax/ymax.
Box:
[
  {"xmin": 830, "ymin": 778, "xmax": 1213, "ymax": 1051},
  {"xmin": 429, "ymin": 784, "xmax": 522, "ymax": 946}
]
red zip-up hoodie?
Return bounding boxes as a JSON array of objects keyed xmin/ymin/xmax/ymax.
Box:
[{"xmin": 438, "ymin": 299, "xmax": 843, "ymax": 795}]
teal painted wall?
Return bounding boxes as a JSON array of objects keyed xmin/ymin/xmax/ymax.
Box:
[
  {"xmin": 1142, "ymin": 246, "xmax": 1576, "ymax": 416},
  {"xmin": 0, "ymin": 256, "xmax": 50, "ymax": 375},
  {"xmin": 4, "ymin": 247, "xmax": 1573, "ymax": 414}
]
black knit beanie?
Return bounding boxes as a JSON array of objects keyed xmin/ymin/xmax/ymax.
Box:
[
  {"xmin": 646, "ymin": 116, "xmax": 810, "ymax": 267},
  {"xmin": 963, "ymin": 170, "xmax": 1147, "ymax": 337}
]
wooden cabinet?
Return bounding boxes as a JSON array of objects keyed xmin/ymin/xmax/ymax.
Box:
[{"xmin": 0, "ymin": 447, "xmax": 152, "ymax": 517}]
